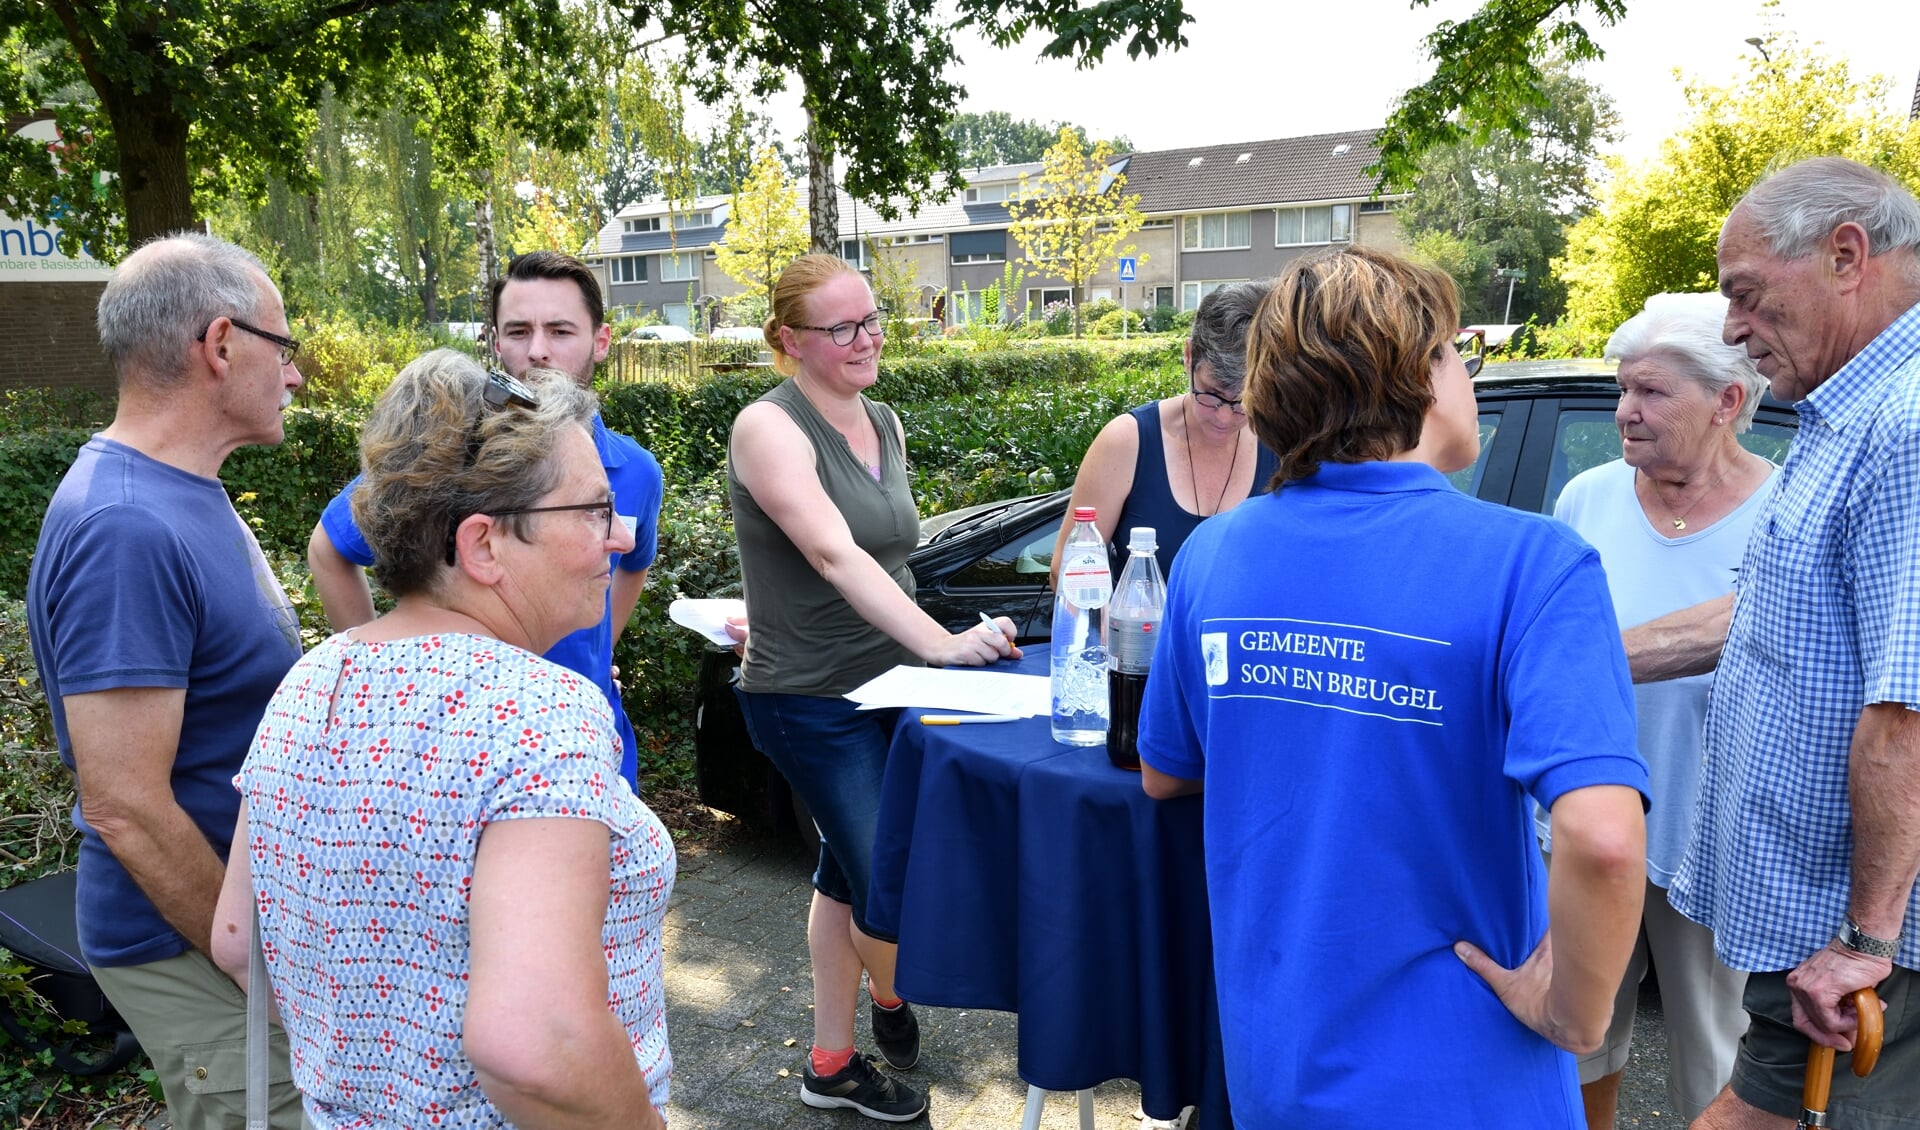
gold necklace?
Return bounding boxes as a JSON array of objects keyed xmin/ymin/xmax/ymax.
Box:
[
  {"xmin": 1642, "ymin": 459, "xmax": 1738, "ymax": 531},
  {"xmin": 1184, "ymin": 397, "xmax": 1242, "ymax": 517}
]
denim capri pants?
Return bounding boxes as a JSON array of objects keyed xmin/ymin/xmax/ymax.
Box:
[{"xmin": 736, "ymin": 687, "xmax": 903, "ymax": 942}]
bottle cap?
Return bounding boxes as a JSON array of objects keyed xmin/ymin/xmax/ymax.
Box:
[
  {"xmin": 1073, "ymin": 506, "xmax": 1097, "ymax": 522},
  {"xmin": 1128, "ymin": 527, "xmax": 1157, "ymax": 554}
]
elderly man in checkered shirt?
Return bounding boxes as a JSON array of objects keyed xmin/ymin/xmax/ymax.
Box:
[{"xmin": 1626, "ymin": 157, "xmax": 1920, "ymax": 1129}]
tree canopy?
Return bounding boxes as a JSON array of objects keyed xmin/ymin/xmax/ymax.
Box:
[
  {"xmin": 1555, "ymin": 35, "xmax": 1920, "ymax": 341},
  {"xmin": 1396, "ymin": 53, "xmax": 1618, "ymax": 325},
  {"xmin": 942, "ymin": 111, "xmax": 1131, "ymax": 167},
  {"xmin": 623, "ymin": 0, "xmax": 1189, "ymax": 249},
  {"xmin": 0, "ymin": 1, "xmax": 603, "ymax": 257},
  {"xmin": 1006, "ymin": 128, "xmax": 1145, "ymax": 337},
  {"xmin": 1373, "ymin": 0, "xmax": 1628, "ymax": 191}
]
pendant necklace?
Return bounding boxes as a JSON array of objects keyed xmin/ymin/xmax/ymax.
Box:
[
  {"xmin": 1644, "ymin": 459, "xmax": 1737, "ymax": 531},
  {"xmin": 1185, "ymin": 398, "xmax": 1241, "ymax": 516}
]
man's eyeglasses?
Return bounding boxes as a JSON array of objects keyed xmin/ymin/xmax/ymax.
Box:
[
  {"xmin": 1190, "ymin": 382, "xmax": 1246, "ymax": 415},
  {"xmin": 198, "ymin": 317, "xmax": 301, "ymax": 366},
  {"xmin": 490, "ymin": 500, "xmax": 618, "ymax": 543},
  {"xmin": 792, "ymin": 311, "xmax": 885, "ymax": 346},
  {"xmin": 1455, "ymin": 332, "xmax": 1487, "ymax": 379}
]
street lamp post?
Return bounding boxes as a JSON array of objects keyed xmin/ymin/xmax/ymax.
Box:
[
  {"xmin": 1494, "ymin": 268, "xmax": 1527, "ymax": 324},
  {"xmin": 1744, "ymin": 36, "xmax": 1771, "ymax": 63}
]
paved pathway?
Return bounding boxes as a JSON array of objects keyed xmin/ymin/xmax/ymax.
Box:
[{"xmin": 660, "ymin": 832, "xmax": 1692, "ymax": 1129}]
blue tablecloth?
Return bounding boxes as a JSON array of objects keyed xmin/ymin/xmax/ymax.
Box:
[{"xmin": 868, "ymin": 652, "xmax": 1229, "ymax": 1126}]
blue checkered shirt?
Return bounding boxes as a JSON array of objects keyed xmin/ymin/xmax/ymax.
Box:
[{"xmin": 1671, "ymin": 300, "xmax": 1920, "ymax": 971}]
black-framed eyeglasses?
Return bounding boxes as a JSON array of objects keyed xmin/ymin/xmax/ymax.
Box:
[
  {"xmin": 1455, "ymin": 332, "xmax": 1486, "ymax": 379},
  {"xmin": 1190, "ymin": 382, "xmax": 1246, "ymax": 415},
  {"xmin": 490, "ymin": 500, "xmax": 618, "ymax": 542},
  {"xmin": 792, "ymin": 310, "xmax": 885, "ymax": 346},
  {"xmin": 198, "ymin": 317, "xmax": 301, "ymax": 366},
  {"xmin": 446, "ymin": 498, "xmax": 616, "ymax": 566}
]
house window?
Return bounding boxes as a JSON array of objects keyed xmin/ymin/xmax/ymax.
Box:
[
  {"xmin": 1139, "ymin": 218, "xmax": 1174, "ymax": 229},
  {"xmin": 950, "ymin": 230, "xmax": 1006, "ymax": 264},
  {"xmin": 1181, "ymin": 279, "xmax": 1244, "ymax": 311},
  {"xmin": 1359, "ymin": 200, "xmax": 1391, "ymax": 214},
  {"xmin": 964, "ymin": 183, "xmax": 1013, "ymax": 204},
  {"xmin": 662, "ymin": 302, "xmax": 692, "ymax": 329},
  {"xmin": 623, "ymin": 217, "xmax": 661, "ymax": 234},
  {"xmin": 1026, "ymin": 287, "xmax": 1071, "ymax": 316},
  {"xmin": 839, "ymin": 239, "xmax": 871, "ymax": 270},
  {"xmin": 610, "ymin": 256, "xmax": 648, "ymax": 284},
  {"xmin": 1153, "ymin": 285, "xmax": 1175, "ymax": 310},
  {"xmin": 671, "ymin": 211, "xmax": 714, "ymax": 230},
  {"xmin": 661, "ymin": 252, "xmax": 699, "ymax": 282},
  {"xmin": 1181, "ymin": 212, "xmax": 1251, "ymax": 251},
  {"xmin": 885, "ymin": 233, "xmax": 939, "ymax": 245},
  {"xmin": 1275, "ymin": 204, "xmax": 1354, "ymax": 246}
]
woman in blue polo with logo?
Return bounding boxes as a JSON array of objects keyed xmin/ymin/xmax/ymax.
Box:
[{"xmin": 1139, "ymin": 246, "xmax": 1651, "ymax": 1127}]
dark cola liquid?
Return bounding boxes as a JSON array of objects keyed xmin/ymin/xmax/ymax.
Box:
[{"xmin": 1107, "ymin": 670, "xmax": 1148, "ymax": 770}]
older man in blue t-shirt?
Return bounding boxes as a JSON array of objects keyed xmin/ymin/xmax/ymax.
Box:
[
  {"xmin": 28, "ymin": 234, "xmax": 306, "ymax": 1128},
  {"xmin": 308, "ymin": 252, "xmax": 663, "ymax": 786}
]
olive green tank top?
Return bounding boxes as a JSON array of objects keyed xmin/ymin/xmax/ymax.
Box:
[{"xmin": 728, "ymin": 379, "xmax": 921, "ymax": 696}]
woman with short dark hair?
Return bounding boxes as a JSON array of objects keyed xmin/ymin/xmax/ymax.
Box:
[{"xmin": 1139, "ymin": 246, "xmax": 1650, "ymax": 1126}]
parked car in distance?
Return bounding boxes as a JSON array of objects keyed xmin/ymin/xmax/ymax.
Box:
[
  {"xmin": 624, "ymin": 324, "xmax": 695, "ymax": 342},
  {"xmin": 693, "ymin": 361, "xmax": 1801, "ymax": 832},
  {"xmin": 708, "ymin": 325, "xmax": 766, "ymax": 343}
]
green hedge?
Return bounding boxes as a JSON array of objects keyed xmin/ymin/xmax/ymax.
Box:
[{"xmin": 0, "ymin": 342, "xmax": 1184, "ymax": 789}]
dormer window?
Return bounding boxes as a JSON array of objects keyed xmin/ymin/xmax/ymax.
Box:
[{"xmin": 623, "ymin": 217, "xmax": 662, "ymax": 234}]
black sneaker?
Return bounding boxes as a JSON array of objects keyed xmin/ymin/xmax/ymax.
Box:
[
  {"xmin": 870, "ymin": 998, "xmax": 920, "ymax": 1070},
  {"xmin": 800, "ymin": 1053, "xmax": 927, "ymax": 1122}
]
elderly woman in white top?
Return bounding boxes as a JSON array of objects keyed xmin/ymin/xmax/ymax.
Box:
[{"xmin": 1544, "ymin": 291, "xmax": 1775, "ymax": 1128}]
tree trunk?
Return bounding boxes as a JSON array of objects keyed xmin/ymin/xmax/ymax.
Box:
[
  {"xmin": 805, "ymin": 109, "xmax": 839, "ymax": 254},
  {"xmin": 106, "ymin": 82, "xmax": 196, "ymax": 244},
  {"xmin": 474, "ymin": 168, "xmax": 499, "ymax": 300},
  {"xmin": 419, "ymin": 236, "xmax": 441, "ymax": 325}
]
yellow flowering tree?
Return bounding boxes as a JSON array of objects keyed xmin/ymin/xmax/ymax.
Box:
[
  {"xmin": 1006, "ymin": 128, "xmax": 1146, "ymax": 337},
  {"xmin": 714, "ymin": 147, "xmax": 809, "ymax": 309}
]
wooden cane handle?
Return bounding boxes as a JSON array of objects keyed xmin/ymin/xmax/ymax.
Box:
[
  {"xmin": 1851, "ymin": 987, "xmax": 1883, "ymax": 1077},
  {"xmin": 1803, "ymin": 1042, "xmax": 1836, "ymax": 1114}
]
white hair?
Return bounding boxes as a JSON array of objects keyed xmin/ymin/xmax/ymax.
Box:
[{"xmin": 1605, "ymin": 292, "xmax": 1768, "ymax": 432}]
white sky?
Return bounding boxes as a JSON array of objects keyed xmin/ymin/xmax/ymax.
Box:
[{"xmin": 766, "ymin": 0, "xmax": 1917, "ymax": 167}]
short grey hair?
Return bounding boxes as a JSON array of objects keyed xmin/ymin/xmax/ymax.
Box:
[
  {"xmin": 1189, "ymin": 280, "xmax": 1274, "ymax": 394},
  {"xmin": 97, "ymin": 232, "xmax": 272, "ymax": 385},
  {"xmin": 1606, "ymin": 292, "xmax": 1769, "ymax": 432},
  {"xmin": 353, "ymin": 350, "xmax": 599, "ymax": 597},
  {"xmin": 1735, "ymin": 157, "xmax": 1920, "ymax": 261}
]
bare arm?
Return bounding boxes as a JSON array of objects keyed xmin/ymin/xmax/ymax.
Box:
[
  {"xmin": 68, "ymin": 687, "xmax": 226, "ymax": 956},
  {"xmin": 732, "ymin": 402, "xmax": 1011, "ymax": 668},
  {"xmin": 1785, "ymin": 701, "xmax": 1920, "ymax": 1046},
  {"xmin": 1456, "ymin": 784, "xmax": 1645, "ymax": 1054},
  {"xmin": 609, "ymin": 567, "xmax": 649, "ymax": 647},
  {"xmin": 1620, "ymin": 593, "xmax": 1732, "ymax": 684},
  {"xmin": 465, "ymin": 818, "xmax": 665, "ymax": 1130},
  {"xmin": 1141, "ymin": 761, "xmax": 1202, "ymax": 799},
  {"xmin": 1049, "ymin": 412, "xmax": 1140, "ymax": 590},
  {"xmin": 211, "ymin": 804, "xmax": 255, "ymax": 987},
  {"xmin": 307, "ymin": 521, "xmax": 376, "ymax": 632}
]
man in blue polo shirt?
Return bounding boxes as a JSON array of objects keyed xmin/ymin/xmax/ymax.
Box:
[{"xmin": 308, "ymin": 251, "xmax": 663, "ymax": 785}]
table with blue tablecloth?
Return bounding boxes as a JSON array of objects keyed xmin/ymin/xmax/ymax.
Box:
[{"xmin": 867, "ymin": 651, "xmax": 1229, "ymax": 1127}]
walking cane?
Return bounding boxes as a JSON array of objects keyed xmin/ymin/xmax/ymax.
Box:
[{"xmin": 1797, "ymin": 987, "xmax": 1883, "ymax": 1129}]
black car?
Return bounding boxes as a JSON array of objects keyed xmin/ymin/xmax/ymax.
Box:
[{"xmin": 693, "ymin": 361, "xmax": 1799, "ymax": 831}]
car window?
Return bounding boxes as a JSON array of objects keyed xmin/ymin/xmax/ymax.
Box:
[
  {"xmin": 1545, "ymin": 410, "xmax": 1620, "ymax": 514},
  {"xmin": 1739, "ymin": 421, "xmax": 1794, "ymax": 465},
  {"xmin": 1443, "ymin": 413, "xmax": 1504, "ymax": 495},
  {"xmin": 947, "ymin": 526, "xmax": 1057, "ymax": 588},
  {"xmin": 1544, "ymin": 410, "xmax": 1799, "ymax": 515}
]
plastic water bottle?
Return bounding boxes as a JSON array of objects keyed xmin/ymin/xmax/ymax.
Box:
[
  {"xmin": 1106, "ymin": 528, "xmax": 1166, "ymax": 770},
  {"xmin": 1051, "ymin": 506, "xmax": 1111, "ymax": 746}
]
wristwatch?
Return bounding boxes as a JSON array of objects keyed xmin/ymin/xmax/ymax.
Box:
[{"xmin": 1836, "ymin": 917, "xmax": 1900, "ymax": 959}]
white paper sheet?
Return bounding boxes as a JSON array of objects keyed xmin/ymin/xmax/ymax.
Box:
[
  {"xmin": 668, "ymin": 597, "xmax": 747, "ymax": 647},
  {"xmin": 844, "ymin": 665, "xmax": 1051, "ymax": 717}
]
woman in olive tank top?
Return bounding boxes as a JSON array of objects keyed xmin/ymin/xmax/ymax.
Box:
[{"xmin": 727, "ymin": 254, "xmax": 1018, "ymax": 1121}]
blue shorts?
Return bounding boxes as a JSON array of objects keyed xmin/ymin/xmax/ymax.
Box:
[{"xmin": 736, "ymin": 688, "xmax": 902, "ymax": 942}]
